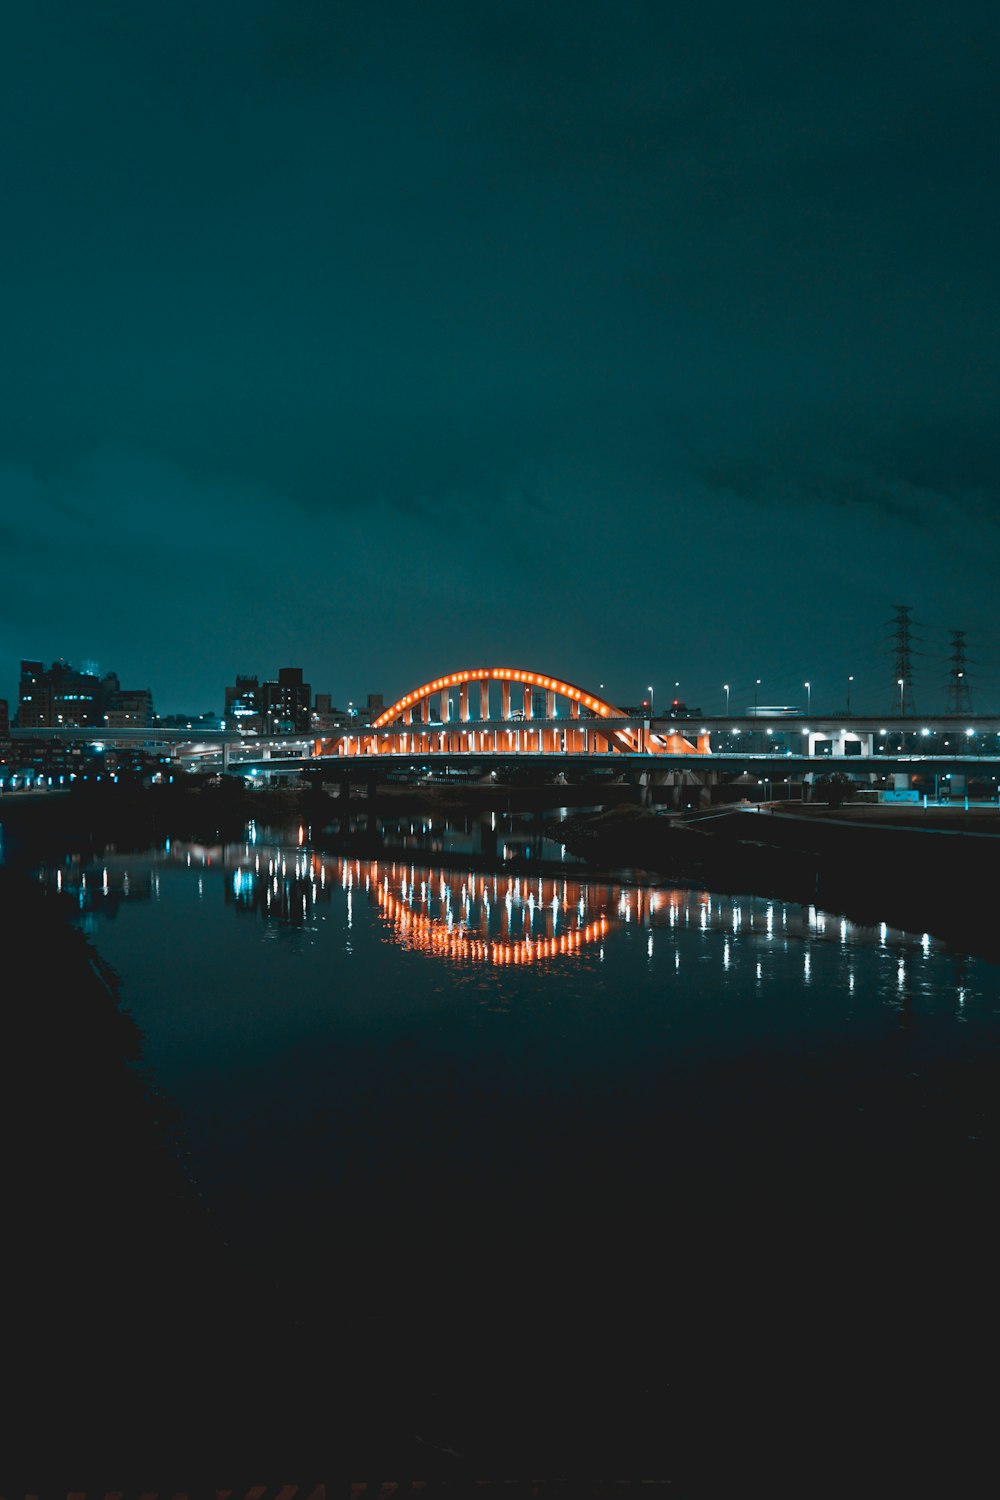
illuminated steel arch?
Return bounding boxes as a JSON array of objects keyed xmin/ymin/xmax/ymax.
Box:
[
  {"xmin": 371, "ymin": 667, "xmax": 624, "ymax": 729},
  {"xmin": 316, "ymin": 667, "xmax": 708, "ymax": 758}
]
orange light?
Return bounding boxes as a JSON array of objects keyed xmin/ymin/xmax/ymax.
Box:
[{"xmin": 371, "ymin": 668, "xmax": 625, "ymax": 728}]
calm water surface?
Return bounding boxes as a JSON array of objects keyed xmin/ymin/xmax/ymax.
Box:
[{"xmin": 32, "ymin": 810, "xmax": 1000, "ymax": 1481}]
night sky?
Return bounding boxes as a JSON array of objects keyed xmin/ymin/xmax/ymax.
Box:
[{"xmin": 2, "ymin": 1, "xmax": 998, "ymax": 718}]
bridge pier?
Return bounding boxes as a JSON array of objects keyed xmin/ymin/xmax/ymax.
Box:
[{"xmin": 808, "ymin": 730, "xmax": 874, "ymax": 757}]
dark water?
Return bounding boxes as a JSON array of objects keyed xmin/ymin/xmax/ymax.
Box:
[{"xmin": 27, "ymin": 811, "xmax": 1000, "ymax": 1489}]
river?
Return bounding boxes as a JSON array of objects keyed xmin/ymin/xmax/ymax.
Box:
[{"xmin": 14, "ymin": 805, "xmax": 1000, "ymax": 1491}]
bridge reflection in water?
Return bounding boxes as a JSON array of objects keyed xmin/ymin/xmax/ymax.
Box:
[{"xmin": 49, "ymin": 825, "xmax": 937, "ymax": 977}]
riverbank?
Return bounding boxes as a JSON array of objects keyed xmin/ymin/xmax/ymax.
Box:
[
  {"xmin": 551, "ymin": 800, "xmax": 1000, "ymax": 959},
  {"xmin": 0, "ymin": 864, "xmax": 428, "ymax": 1485},
  {"xmin": 0, "ymin": 867, "xmax": 237, "ymax": 1481}
]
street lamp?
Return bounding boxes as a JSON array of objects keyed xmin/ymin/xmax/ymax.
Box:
[
  {"xmin": 897, "ymin": 678, "xmax": 904, "ymax": 715},
  {"xmin": 724, "ymin": 684, "xmax": 730, "ymax": 716},
  {"xmin": 804, "ymin": 681, "xmax": 811, "ymax": 715},
  {"xmin": 847, "ymin": 675, "xmax": 854, "ymax": 715},
  {"xmin": 648, "ymin": 685, "xmax": 654, "ymax": 714},
  {"xmin": 754, "ymin": 679, "xmax": 761, "ymax": 715}
]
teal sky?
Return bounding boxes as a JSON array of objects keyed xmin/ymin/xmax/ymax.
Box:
[{"xmin": 2, "ymin": 1, "xmax": 998, "ymax": 717}]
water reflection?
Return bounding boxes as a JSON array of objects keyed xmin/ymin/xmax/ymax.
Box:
[
  {"xmin": 373, "ymin": 867, "xmax": 610, "ymax": 964},
  {"xmin": 41, "ymin": 820, "xmax": 948, "ymax": 971}
]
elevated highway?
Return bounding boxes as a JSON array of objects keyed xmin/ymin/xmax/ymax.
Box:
[{"xmin": 8, "ymin": 660, "xmax": 1000, "ymax": 800}]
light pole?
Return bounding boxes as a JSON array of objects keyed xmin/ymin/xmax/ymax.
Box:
[
  {"xmin": 724, "ymin": 684, "xmax": 730, "ymax": 717},
  {"xmin": 648, "ymin": 685, "xmax": 654, "ymax": 715},
  {"xmin": 898, "ymin": 678, "xmax": 904, "ymax": 715},
  {"xmin": 754, "ymin": 679, "xmax": 761, "ymax": 716},
  {"xmin": 805, "ymin": 681, "xmax": 811, "ymax": 715},
  {"xmin": 847, "ymin": 675, "xmax": 854, "ymax": 715}
]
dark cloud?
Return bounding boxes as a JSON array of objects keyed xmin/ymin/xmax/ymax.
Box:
[{"xmin": 1, "ymin": 1, "xmax": 998, "ymax": 714}]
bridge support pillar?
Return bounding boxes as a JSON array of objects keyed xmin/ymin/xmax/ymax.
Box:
[
  {"xmin": 460, "ymin": 682, "xmax": 470, "ymax": 721},
  {"xmin": 480, "ymin": 679, "xmax": 490, "ymax": 720},
  {"xmin": 501, "ymin": 682, "xmax": 511, "ymax": 719},
  {"xmin": 523, "ymin": 686, "xmax": 532, "ymax": 719}
]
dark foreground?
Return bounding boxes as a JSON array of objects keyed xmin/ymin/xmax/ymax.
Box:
[{"xmin": 2, "ymin": 791, "xmax": 1000, "ymax": 1496}]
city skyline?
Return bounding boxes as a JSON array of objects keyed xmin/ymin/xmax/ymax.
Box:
[
  {"xmin": 3, "ymin": 628, "xmax": 997, "ymax": 724},
  {"xmin": 2, "ymin": 3, "xmax": 999, "ymax": 717}
]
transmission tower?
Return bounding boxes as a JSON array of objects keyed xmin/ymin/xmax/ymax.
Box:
[
  {"xmin": 889, "ymin": 603, "xmax": 918, "ymax": 714},
  {"xmin": 946, "ymin": 629, "xmax": 974, "ymax": 713}
]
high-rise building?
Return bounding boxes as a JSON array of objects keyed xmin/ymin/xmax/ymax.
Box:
[
  {"xmin": 261, "ymin": 667, "xmax": 312, "ymax": 734},
  {"xmin": 105, "ymin": 687, "xmax": 155, "ymax": 729},
  {"xmin": 224, "ymin": 674, "xmax": 262, "ymax": 732},
  {"xmin": 18, "ymin": 659, "xmax": 103, "ymax": 728}
]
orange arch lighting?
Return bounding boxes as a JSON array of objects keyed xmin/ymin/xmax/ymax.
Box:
[
  {"xmin": 371, "ymin": 668, "xmax": 624, "ymax": 729},
  {"xmin": 375, "ymin": 882, "xmax": 611, "ymax": 965}
]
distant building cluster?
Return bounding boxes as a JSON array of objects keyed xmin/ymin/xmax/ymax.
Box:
[
  {"xmin": 0, "ymin": 658, "xmax": 384, "ymax": 790},
  {"xmin": 222, "ymin": 669, "xmax": 383, "ymax": 734},
  {"xmin": 16, "ymin": 659, "xmax": 155, "ymax": 730}
]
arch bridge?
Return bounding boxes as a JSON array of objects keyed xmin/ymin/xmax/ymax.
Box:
[{"xmin": 315, "ymin": 667, "xmax": 710, "ymax": 760}]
